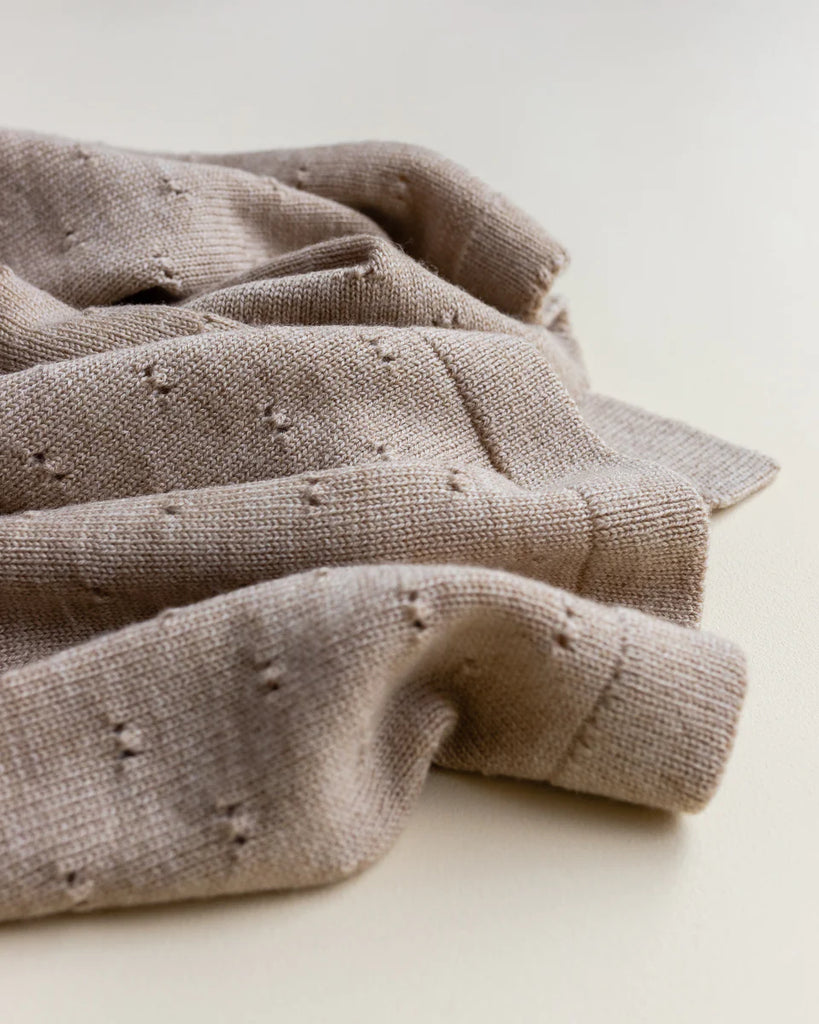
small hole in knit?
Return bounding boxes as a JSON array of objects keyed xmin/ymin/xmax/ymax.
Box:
[
  {"xmin": 555, "ymin": 633, "xmax": 571, "ymax": 649},
  {"xmin": 160, "ymin": 176, "xmax": 186, "ymax": 196},
  {"xmin": 262, "ymin": 406, "xmax": 291, "ymax": 432},
  {"xmin": 535, "ymin": 266, "xmax": 553, "ymax": 288},
  {"xmin": 142, "ymin": 364, "xmax": 175, "ymax": 396},
  {"xmin": 363, "ymin": 335, "xmax": 396, "ymax": 363},
  {"xmin": 65, "ymin": 871, "xmax": 77, "ymax": 886},
  {"xmin": 163, "ymin": 504, "xmax": 180, "ymax": 516},
  {"xmin": 404, "ymin": 592, "xmax": 428, "ymax": 630},
  {"xmin": 113, "ymin": 722, "xmax": 142, "ymax": 761},
  {"xmin": 304, "ymin": 484, "xmax": 322, "ymax": 506},
  {"xmin": 31, "ymin": 452, "xmax": 46, "ymax": 464},
  {"xmin": 233, "ymin": 834, "xmax": 248, "ymax": 847},
  {"xmin": 258, "ymin": 660, "xmax": 282, "ymax": 693}
]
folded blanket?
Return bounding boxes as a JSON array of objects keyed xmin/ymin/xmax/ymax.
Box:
[{"xmin": 0, "ymin": 130, "xmax": 777, "ymax": 922}]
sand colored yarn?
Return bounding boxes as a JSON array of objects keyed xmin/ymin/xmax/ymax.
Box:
[{"xmin": 0, "ymin": 130, "xmax": 776, "ymax": 921}]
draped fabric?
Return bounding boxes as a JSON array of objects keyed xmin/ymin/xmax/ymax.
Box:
[{"xmin": 0, "ymin": 130, "xmax": 776, "ymax": 921}]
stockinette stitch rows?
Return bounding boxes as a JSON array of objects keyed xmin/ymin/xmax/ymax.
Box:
[{"xmin": 0, "ymin": 130, "xmax": 776, "ymax": 921}]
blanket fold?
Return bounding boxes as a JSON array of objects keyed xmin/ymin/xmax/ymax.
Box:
[{"xmin": 0, "ymin": 129, "xmax": 775, "ymax": 922}]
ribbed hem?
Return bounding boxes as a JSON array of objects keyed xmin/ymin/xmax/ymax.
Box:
[{"xmin": 550, "ymin": 606, "xmax": 747, "ymax": 812}]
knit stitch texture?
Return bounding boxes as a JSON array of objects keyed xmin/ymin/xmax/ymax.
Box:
[{"xmin": 0, "ymin": 130, "xmax": 777, "ymax": 922}]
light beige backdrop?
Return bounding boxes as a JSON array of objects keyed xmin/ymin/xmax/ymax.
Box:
[{"xmin": 0, "ymin": 1, "xmax": 816, "ymax": 1021}]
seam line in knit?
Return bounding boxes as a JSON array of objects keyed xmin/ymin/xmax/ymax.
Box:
[
  {"xmin": 565, "ymin": 486, "xmax": 597, "ymax": 598},
  {"xmin": 449, "ymin": 191, "xmax": 493, "ymax": 289},
  {"xmin": 421, "ymin": 332, "xmax": 511, "ymax": 481},
  {"xmin": 549, "ymin": 607, "xmax": 628, "ymax": 781}
]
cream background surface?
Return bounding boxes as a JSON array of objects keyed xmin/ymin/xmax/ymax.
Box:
[{"xmin": 0, "ymin": 1, "xmax": 816, "ymax": 1021}]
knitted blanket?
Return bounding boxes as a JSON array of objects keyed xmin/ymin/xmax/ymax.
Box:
[{"xmin": 0, "ymin": 130, "xmax": 777, "ymax": 921}]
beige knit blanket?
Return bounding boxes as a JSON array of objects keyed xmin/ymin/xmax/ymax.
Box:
[{"xmin": 0, "ymin": 130, "xmax": 777, "ymax": 921}]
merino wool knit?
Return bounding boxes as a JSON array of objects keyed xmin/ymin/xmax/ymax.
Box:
[{"xmin": 0, "ymin": 130, "xmax": 777, "ymax": 922}]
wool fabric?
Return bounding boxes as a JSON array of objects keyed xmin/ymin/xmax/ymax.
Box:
[{"xmin": 0, "ymin": 130, "xmax": 776, "ymax": 922}]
